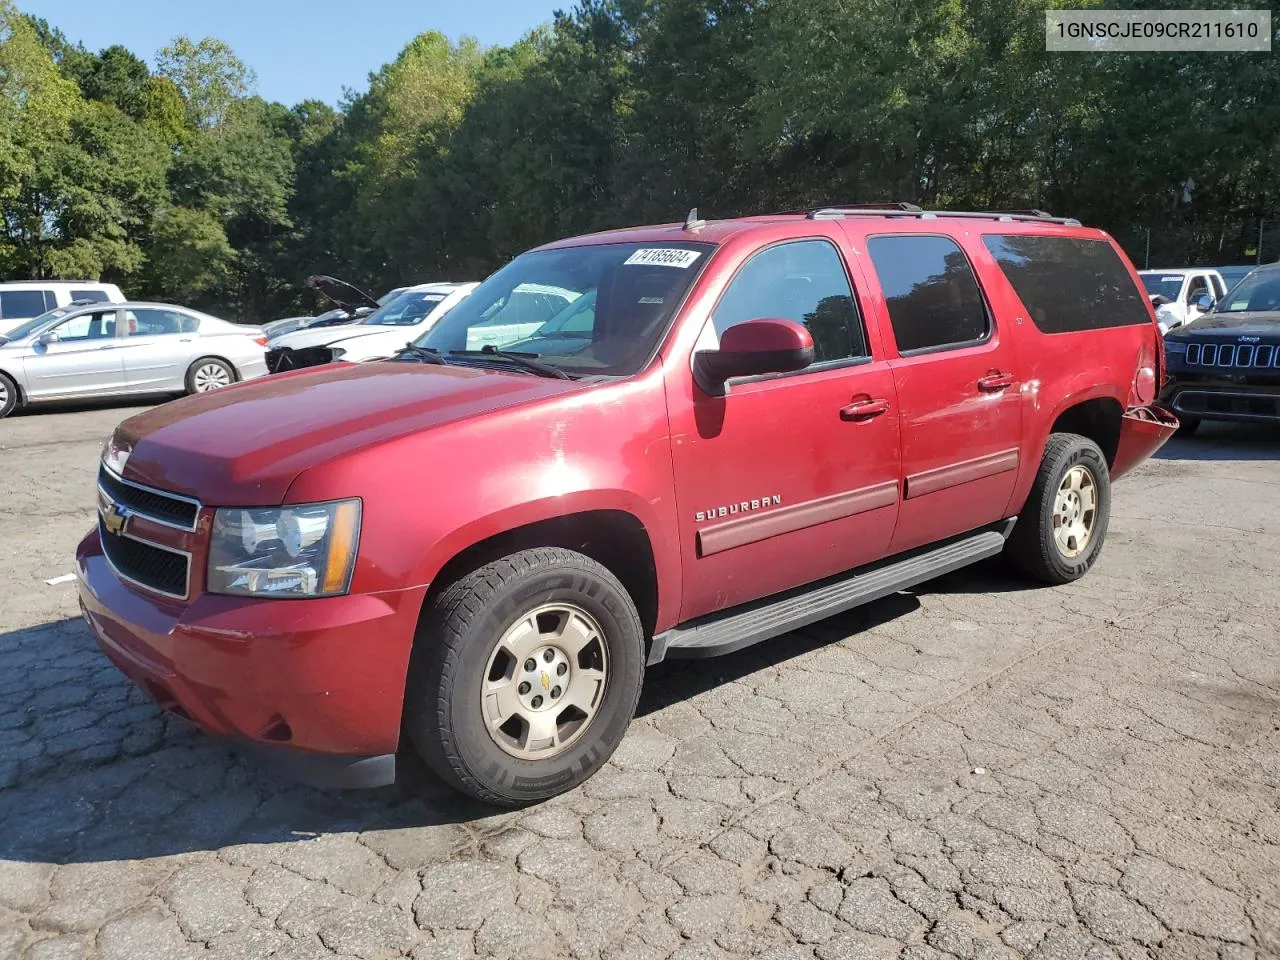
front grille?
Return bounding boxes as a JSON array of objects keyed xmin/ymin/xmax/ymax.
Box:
[
  {"xmin": 99, "ymin": 518, "xmax": 190, "ymax": 598},
  {"xmin": 98, "ymin": 466, "xmax": 199, "ymax": 530},
  {"xmin": 1185, "ymin": 341, "xmax": 1280, "ymax": 369},
  {"xmin": 266, "ymin": 346, "xmax": 331, "ymax": 374}
]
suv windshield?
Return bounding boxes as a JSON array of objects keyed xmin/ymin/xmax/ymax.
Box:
[
  {"xmin": 1140, "ymin": 274, "xmax": 1184, "ymax": 300},
  {"xmin": 1216, "ymin": 269, "xmax": 1280, "ymax": 313},
  {"xmin": 361, "ymin": 290, "xmax": 448, "ymax": 326},
  {"xmin": 415, "ymin": 242, "xmax": 712, "ymax": 376}
]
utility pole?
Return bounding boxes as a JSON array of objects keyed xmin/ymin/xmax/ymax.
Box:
[
  {"xmin": 1259, "ymin": 219, "xmax": 1265, "ymax": 265},
  {"xmin": 1144, "ymin": 228, "xmax": 1151, "ymax": 269}
]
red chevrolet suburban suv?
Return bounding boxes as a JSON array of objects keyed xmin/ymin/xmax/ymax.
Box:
[{"xmin": 77, "ymin": 205, "xmax": 1177, "ymax": 806}]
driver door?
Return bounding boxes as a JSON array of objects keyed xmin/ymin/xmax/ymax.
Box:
[
  {"xmin": 22, "ymin": 309, "xmax": 126, "ymax": 399},
  {"xmin": 664, "ymin": 235, "xmax": 902, "ymax": 622}
]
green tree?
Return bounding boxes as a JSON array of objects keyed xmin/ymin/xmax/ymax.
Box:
[{"xmin": 156, "ymin": 35, "xmax": 255, "ymax": 129}]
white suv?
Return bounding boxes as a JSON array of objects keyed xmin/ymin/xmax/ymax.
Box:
[{"xmin": 0, "ymin": 281, "xmax": 125, "ymax": 335}]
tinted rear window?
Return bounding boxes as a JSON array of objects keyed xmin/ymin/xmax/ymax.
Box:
[
  {"xmin": 983, "ymin": 236, "xmax": 1150, "ymax": 333},
  {"xmin": 0, "ymin": 290, "xmax": 51, "ymax": 319},
  {"xmin": 71, "ymin": 289, "xmax": 110, "ymax": 303}
]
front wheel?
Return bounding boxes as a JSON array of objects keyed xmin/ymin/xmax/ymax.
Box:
[
  {"xmin": 404, "ymin": 547, "xmax": 645, "ymax": 806},
  {"xmin": 1005, "ymin": 433, "xmax": 1111, "ymax": 585}
]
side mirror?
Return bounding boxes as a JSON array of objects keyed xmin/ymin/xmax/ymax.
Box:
[
  {"xmin": 694, "ymin": 318, "xmax": 814, "ymax": 395},
  {"xmin": 353, "ymin": 307, "xmax": 374, "ymax": 319},
  {"xmin": 1193, "ymin": 294, "xmax": 1215, "ymax": 313},
  {"xmin": 37, "ymin": 331, "xmax": 60, "ymax": 345}
]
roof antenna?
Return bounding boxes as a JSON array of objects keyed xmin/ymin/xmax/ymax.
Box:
[{"xmin": 683, "ymin": 207, "xmax": 705, "ymax": 232}]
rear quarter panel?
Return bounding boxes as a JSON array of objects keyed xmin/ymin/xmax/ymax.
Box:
[{"xmin": 961, "ymin": 228, "xmax": 1161, "ymax": 512}]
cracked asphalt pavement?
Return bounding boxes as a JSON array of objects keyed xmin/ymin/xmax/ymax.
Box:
[{"xmin": 1, "ymin": 400, "xmax": 1278, "ymax": 960}]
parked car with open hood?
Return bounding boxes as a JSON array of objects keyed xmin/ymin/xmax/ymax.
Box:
[
  {"xmin": 0, "ymin": 301, "xmax": 267, "ymax": 418},
  {"xmin": 265, "ymin": 282, "xmax": 476, "ymax": 372},
  {"xmin": 79, "ymin": 204, "xmax": 1175, "ymax": 805},
  {"xmin": 263, "ymin": 277, "xmax": 407, "ymax": 340},
  {"xmin": 1161, "ymin": 262, "xmax": 1280, "ymax": 435}
]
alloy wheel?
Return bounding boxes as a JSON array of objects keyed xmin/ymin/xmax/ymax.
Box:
[{"xmin": 480, "ymin": 602, "xmax": 609, "ymax": 760}]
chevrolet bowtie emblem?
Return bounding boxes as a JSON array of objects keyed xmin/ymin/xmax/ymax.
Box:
[
  {"xmin": 102, "ymin": 501, "xmax": 130, "ymax": 536},
  {"xmin": 540, "ymin": 671, "xmax": 551, "ymax": 691}
]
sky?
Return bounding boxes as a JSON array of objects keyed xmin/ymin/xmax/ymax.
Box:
[{"xmin": 20, "ymin": 0, "xmax": 565, "ymax": 107}]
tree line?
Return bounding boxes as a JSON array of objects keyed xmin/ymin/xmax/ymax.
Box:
[{"xmin": 2, "ymin": 0, "xmax": 1277, "ymax": 323}]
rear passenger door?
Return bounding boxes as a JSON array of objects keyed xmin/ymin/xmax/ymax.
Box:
[
  {"xmin": 117, "ymin": 308, "xmax": 201, "ymax": 391},
  {"xmin": 853, "ymin": 231, "xmax": 1023, "ymax": 554}
]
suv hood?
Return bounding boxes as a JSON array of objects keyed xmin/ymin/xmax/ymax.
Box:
[
  {"xmin": 307, "ymin": 275, "xmax": 381, "ymax": 312},
  {"xmin": 1168, "ymin": 311, "xmax": 1280, "ymax": 338},
  {"xmin": 111, "ymin": 362, "xmax": 585, "ymax": 504}
]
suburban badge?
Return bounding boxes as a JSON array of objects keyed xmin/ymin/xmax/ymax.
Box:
[{"xmin": 695, "ymin": 495, "xmax": 782, "ymax": 523}]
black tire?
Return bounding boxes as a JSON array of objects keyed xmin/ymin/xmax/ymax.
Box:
[
  {"xmin": 1174, "ymin": 416, "xmax": 1201, "ymax": 438},
  {"xmin": 0, "ymin": 372, "xmax": 17, "ymax": 419},
  {"xmin": 185, "ymin": 357, "xmax": 236, "ymax": 395},
  {"xmin": 1005, "ymin": 433, "xmax": 1111, "ymax": 586},
  {"xmin": 404, "ymin": 547, "xmax": 645, "ymax": 807}
]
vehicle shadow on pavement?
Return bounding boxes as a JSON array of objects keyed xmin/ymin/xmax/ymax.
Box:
[
  {"xmin": 0, "ymin": 561, "xmax": 1028, "ymax": 865},
  {"xmin": 0, "ymin": 618, "xmax": 501, "ymax": 866},
  {"xmin": 1156, "ymin": 422, "xmax": 1280, "ymax": 461},
  {"xmin": 8, "ymin": 397, "xmax": 161, "ymax": 419}
]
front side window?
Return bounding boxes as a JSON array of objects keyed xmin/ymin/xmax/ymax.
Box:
[
  {"xmin": 121, "ymin": 309, "xmax": 196, "ymax": 336},
  {"xmin": 983, "ymin": 235, "xmax": 1150, "ymax": 333},
  {"xmin": 1185, "ymin": 276, "xmax": 1209, "ymax": 304},
  {"xmin": 868, "ymin": 235, "xmax": 989, "ymax": 353},
  {"xmin": 709, "ymin": 239, "xmax": 867, "ymax": 364},
  {"xmin": 53, "ymin": 310, "xmax": 117, "ymax": 342},
  {"xmin": 0, "ymin": 290, "xmax": 52, "ymax": 320},
  {"xmin": 1210, "ymin": 275, "xmax": 1226, "ymax": 299},
  {"xmin": 417, "ymin": 242, "xmax": 712, "ymax": 377}
]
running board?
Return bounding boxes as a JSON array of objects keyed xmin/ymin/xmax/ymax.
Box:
[{"xmin": 648, "ymin": 524, "xmax": 1013, "ymax": 665}]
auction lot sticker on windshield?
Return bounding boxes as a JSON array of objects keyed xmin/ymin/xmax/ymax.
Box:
[{"xmin": 625, "ymin": 248, "xmax": 702, "ymax": 268}]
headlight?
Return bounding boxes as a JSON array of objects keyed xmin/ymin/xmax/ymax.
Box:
[
  {"xmin": 1163, "ymin": 340, "xmax": 1187, "ymax": 354},
  {"xmin": 207, "ymin": 499, "xmax": 361, "ymax": 598}
]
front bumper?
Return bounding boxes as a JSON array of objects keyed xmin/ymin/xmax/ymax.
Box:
[
  {"xmin": 1160, "ymin": 380, "xmax": 1280, "ymax": 425},
  {"xmin": 76, "ymin": 528, "xmax": 427, "ymax": 788}
]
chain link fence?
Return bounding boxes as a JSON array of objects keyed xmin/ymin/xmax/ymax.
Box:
[{"xmin": 1113, "ymin": 218, "xmax": 1280, "ymax": 270}]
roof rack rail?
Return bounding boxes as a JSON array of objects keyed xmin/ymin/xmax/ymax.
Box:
[
  {"xmin": 804, "ymin": 206, "xmax": 1082, "ymax": 227},
  {"xmin": 806, "ymin": 202, "xmax": 922, "ymax": 219}
]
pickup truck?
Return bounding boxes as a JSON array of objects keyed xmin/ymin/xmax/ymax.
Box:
[
  {"xmin": 77, "ymin": 205, "xmax": 1176, "ymax": 806},
  {"xmin": 1139, "ymin": 267, "xmax": 1229, "ymax": 333}
]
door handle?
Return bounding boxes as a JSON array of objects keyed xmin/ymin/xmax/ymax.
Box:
[
  {"xmin": 977, "ymin": 371, "xmax": 1014, "ymax": 392},
  {"xmin": 840, "ymin": 397, "xmax": 890, "ymax": 421},
  {"xmin": 179, "ymin": 338, "xmax": 194, "ymax": 343},
  {"xmin": 98, "ymin": 344, "xmax": 116, "ymax": 350}
]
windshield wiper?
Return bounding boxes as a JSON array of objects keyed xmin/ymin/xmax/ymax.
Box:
[
  {"xmin": 449, "ymin": 346, "xmax": 571, "ymax": 379},
  {"xmin": 392, "ymin": 345, "xmax": 448, "ymax": 365}
]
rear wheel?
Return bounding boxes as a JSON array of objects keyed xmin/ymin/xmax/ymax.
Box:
[
  {"xmin": 0, "ymin": 373, "xmax": 17, "ymax": 418},
  {"xmin": 186, "ymin": 358, "xmax": 235, "ymax": 394},
  {"xmin": 1005, "ymin": 433, "xmax": 1111, "ymax": 585},
  {"xmin": 1174, "ymin": 415, "xmax": 1201, "ymax": 437},
  {"xmin": 404, "ymin": 547, "xmax": 645, "ymax": 806}
]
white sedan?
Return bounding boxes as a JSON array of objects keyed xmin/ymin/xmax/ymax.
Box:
[
  {"xmin": 265, "ymin": 283, "xmax": 477, "ymax": 372},
  {"xmin": 0, "ymin": 301, "xmax": 268, "ymax": 418}
]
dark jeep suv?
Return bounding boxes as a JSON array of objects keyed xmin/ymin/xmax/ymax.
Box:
[{"xmin": 1162, "ymin": 263, "xmax": 1280, "ymax": 435}]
